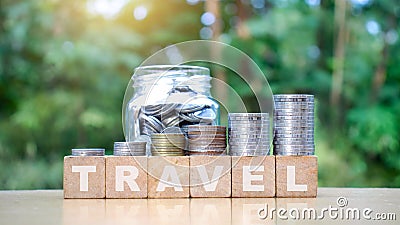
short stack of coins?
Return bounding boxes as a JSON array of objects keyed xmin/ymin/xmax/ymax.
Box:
[
  {"xmin": 273, "ymin": 94, "xmax": 315, "ymax": 155},
  {"xmin": 113, "ymin": 142, "xmax": 147, "ymax": 156},
  {"xmin": 71, "ymin": 148, "xmax": 105, "ymax": 156},
  {"xmin": 187, "ymin": 125, "xmax": 227, "ymax": 155},
  {"xmin": 228, "ymin": 113, "xmax": 270, "ymax": 156},
  {"xmin": 150, "ymin": 133, "xmax": 186, "ymax": 156}
]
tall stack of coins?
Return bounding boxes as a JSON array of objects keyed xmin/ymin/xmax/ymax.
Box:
[
  {"xmin": 187, "ymin": 125, "xmax": 226, "ymax": 155},
  {"xmin": 228, "ymin": 113, "xmax": 270, "ymax": 156},
  {"xmin": 150, "ymin": 133, "xmax": 186, "ymax": 156},
  {"xmin": 273, "ymin": 94, "xmax": 315, "ymax": 155},
  {"xmin": 113, "ymin": 142, "xmax": 147, "ymax": 156},
  {"xmin": 71, "ymin": 148, "xmax": 105, "ymax": 156}
]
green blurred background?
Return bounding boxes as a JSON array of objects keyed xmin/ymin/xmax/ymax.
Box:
[{"xmin": 0, "ymin": 0, "xmax": 399, "ymax": 189}]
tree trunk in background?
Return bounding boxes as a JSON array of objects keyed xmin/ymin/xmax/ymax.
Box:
[
  {"xmin": 235, "ymin": 0, "xmax": 250, "ymax": 39},
  {"xmin": 205, "ymin": 0, "xmax": 227, "ymax": 104},
  {"xmin": 370, "ymin": 44, "xmax": 388, "ymax": 104},
  {"xmin": 331, "ymin": 0, "xmax": 347, "ymax": 126}
]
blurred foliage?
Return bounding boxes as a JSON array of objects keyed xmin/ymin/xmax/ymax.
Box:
[{"xmin": 0, "ymin": 0, "xmax": 399, "ymax": 189}]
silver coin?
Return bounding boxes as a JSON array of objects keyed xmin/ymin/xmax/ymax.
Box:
[
  {"xmin": 273, "ymin": 94, "xmax": 314, "ymax": 100},
  {"xmin": 229, "ymin": 127, "xmax": 269, "ymax": 131},
  {"xmin": 72, "ymin": 148, "xmax": 105, "ymax": 156},
  {"xmin": 274, "ymin": 133, "xmax": 314, "ymax": 138},
  {"xmin": 274, "ymin": 126, "xmax": 314, "ymax": 131},
  {"xmin": 273, "ymin": 140, "xmax": 314, "ymax": 145},
  {"xmin": 141, "ymin": 104, "xmax": 162, "ymax": 115},
  {"xmin": 228, "ymin": 118, "xmax": 269, "ymax": 121},
  {"xmin": 274, "ymin": 125, "xmax": 314, "ymax": 129},
  {"xmin": 228, "ymin": 118, "xmax": 269, "ymax": 122},
  {"xmin": 274, "ymin": 132, "xmax": 314, "ymax": 136},
  {"xmin": 229, "ymin": 138, "xmax": 270, "ymax": 142},
  {"xmin": 230, "ymin": 152, "xmax": 269, "ymax": 156},
  {"xmin": 229, "ymin": 112, "xmax": 269, "ymax": 116},
  {"xmin": 159, "ymin": 103, "xmax": 179, "ymax": 116},
  {"xmin": 179, "ymin": 113, "xmax": 201, "ymax": 123},
  {"xmin": 274, "ymin": 121, "xmax": 314, "ymax": 125},
  {"xmin": 274, "ymin": 101, "xmax": 314, "ymax": 106},
  {"xmin": 113, "ymin": 151, "xmax": 145, "ymax": 156},
  {"xmin": 228, "ymin": 124, "xmax": 270, "ymax": 128},
  {"xmin": 230, "ymin": 145, "xmax": 270, "ymax": 149},
  {"xmin": 274, "ymin": 112, "xmax": 314, "ymax": 117},
  {"xmin": 274, "ymin": 115, "xmax": 314, "ymax": 120},
  {"xmin": 228, "ymin": 133, "xmax": 270, "ymax": 137},
  {"xmin": 228, "ymin": 115, "xmax": 269, "ymax": 120},
  {"xmin": 274, "ymin": 107, "xmax": 314, "ymax": 112},
  {"xmin": 273, "ymin": 146, "xmax": 315, "ymax": 151},
  {"xmin": 273, "ymin": 136, "xmax": 314, "ymax": 141},
  {"xmin": 274, "ymin": 151, "xmax": 314, "ymax": 156},
  {"xmin": 274, "ymin": 106, "xmax": 314, "ymax": 110},
  {"xmin": 193, "ymin": 108, "xmax": 216, "ymax": 121},
  {"xmin": 142, "ymin": 114, "xmax": 164, "ymax": 131},
  {"xmin": 229, "ymin": 132, "xmax": 269, "ymax": 137},
  {"xmin": 114, "ymin": 141, "xmax": 147, "ymax": 148},
  {"xmin": 176, "ymin": 104, "xmax": 206, "ymax": 113},
  {"xmin": 230, "ymin": 142, "xmax": 270, "ymax": 146},
  {"xmin": 228, "ymin": 123, "xmax": 270, "ymax": 127},
  {"xmin": 229, "ymin": 137, "xmax": 269, "ymax": 141},
  {"xmin": 228, "ymin": 127, "xmax": 270, "ymax": 131}
]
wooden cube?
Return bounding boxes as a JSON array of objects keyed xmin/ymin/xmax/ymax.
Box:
[
  {"xmin": 190, "ymin": 198, "xmax": 231, "ymax": 225},
  {"xmin": 232, "ymin": 198, "xmax": 276, "ymax": 225},
  {"xmin": 147, "ymin": 156, "xmax": 189, "ymax": 198},
  {"xmin": 231, "ymin": 156, "xmax": 275, "ymax": 198},
  {"xmin": 106, "ymin": 156, "xmax": 147, "ymax": 199},
  {"xmin": 63, "ymin": 156, "xmax": 105, "ymax": 199},
  {"xmin": 276, "ymin": 155, "xmax": 318, "ymax": 198},
  {"xmin": 148, "ymin": 199, "xmax": 190, "ymax": 224},
  {"xmin": 190, "ymin": 155, "xmax": 231, "ymax": 198}
]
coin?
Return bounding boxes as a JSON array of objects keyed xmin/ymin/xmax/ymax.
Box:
[{"xmin": 72, "ymin": 148, "xmax": 105, "ymax": 156}]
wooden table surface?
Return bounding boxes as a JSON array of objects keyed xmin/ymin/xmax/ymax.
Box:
[{"xmin": 0, "ymin": 188, "xmax": 399, "ymax": 225}]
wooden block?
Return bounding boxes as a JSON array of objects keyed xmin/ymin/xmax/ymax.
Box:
[
  {"xmin": 63, "ymin": 156, "xmax": 105, "ymax": 199},
  {"xmin": 231, "ymin": 156, "xmax": 275, "ymax": 198},
  {"xmin": 190, "ymin": 198, "xmax": 231, "ymax": 225},
  {"xmin": 147, "ymin": 156, "xmax": 189, "ymax": 198},
  {"xmin": 276, "ymin": 155, "xmax": 318, "ymax": 198},
  {"xmin": 190, "ymin": 155, "xmax": 231, "ymax": 198},
  {"xmin": 106, "ymin": 156, "xmax": 147, "ymax": 199}
]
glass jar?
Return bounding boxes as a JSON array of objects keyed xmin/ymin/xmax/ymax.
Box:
[{"xmin": 123, "ymin": 65, "xmax": 220, "ymax": 154}]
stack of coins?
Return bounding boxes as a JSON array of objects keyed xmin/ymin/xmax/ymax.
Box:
[
  {"xmin": 113, "ymin": 142, "xmax": 147, "ymax": 156},
  {"xmin": 71, "ymin": 148, "xmax": 105, "ymax": 156},
  {"xmin": 273, "ymin": 94, "xmax": 315, "ymax": 155},
  {"xmin": 228, "ymin": 113, "xmax": 270, "ymax": 156},
  {"xmin": 187, "ymin": 125, "xmax": 226, "ymax": 155},
  {"xmin": 150, "ymin": 133, "xmax": 186, "ymax": 156}
]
